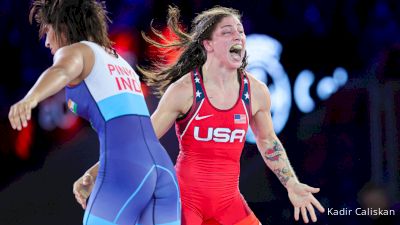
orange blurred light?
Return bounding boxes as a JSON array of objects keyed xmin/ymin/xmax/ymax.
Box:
[{"xmin": 147, "ymin": 26, "xmax": 183, "ymax": 65}]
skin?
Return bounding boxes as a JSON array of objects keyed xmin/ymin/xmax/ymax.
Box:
[
  {"xmin": 8, "ymin": 25, "xmax": 96, "ymax": 131},
  {"xmin": 73, "ymin": 16, "xmax": 325, "ymax": 223}
]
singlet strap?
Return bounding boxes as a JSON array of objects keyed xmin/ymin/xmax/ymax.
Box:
[
  {"xmin": 241, "ymin": 72, "xmax": 252, "ymax": 121},
  {"xmin": 193, "ymin": 68, "xmax": 205, "ymax": 102}
]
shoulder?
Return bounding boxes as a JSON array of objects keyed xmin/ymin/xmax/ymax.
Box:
[
  {"xmin": 165, "ymin": 73, "xmax": 193, "ymax": 97},
  {"xmin": 54, "ymin": 42, "xmax": 93, "ymax": 61},
  {"xmin": 245, "ymin": 71, "xmax": 271, "ymax": 113},
  {"xmin": 159, "ymin": 72, "xmax": 193, "ymax": 113},
  {"xmin": 246, "ymin": 72, "xmax": 270, "ymax": 99}
]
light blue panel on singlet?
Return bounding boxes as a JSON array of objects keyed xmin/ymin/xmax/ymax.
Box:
[
  {"xmin": 85, "ymin": 214, "xmax": 117, "ymax": 225},
  {"xmin": 98, "ymin": 93, "xmax": 150, "ymax": 121}
]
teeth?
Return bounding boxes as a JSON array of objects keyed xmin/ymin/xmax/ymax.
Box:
[
  {"xmin": 230, "ymin": 44, "xmax": 242, "ymax": 51},
  {"xmin": 230, "ymin": 44, "xmax": 242, "ymax": 55}
]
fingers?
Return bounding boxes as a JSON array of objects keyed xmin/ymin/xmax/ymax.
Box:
[
  {"xmin": 18, "ymin": 105, "xmax": 28, "ymax": 128},
  {"xmin": 9, "ymin": 102, "xmax": 32, "ymax": 131},
  {"xmin": 9, "ymin": 105, "xmax": 20, "ymax": 130},
  {"xmin": 25, "ymin": 101, "xmax": 32, "ymax": 121},
  {"xmin": 311, "ymin": 195, "xmax": 325, "ymax": 213},
  {"xmin": 294, "ymin": 207, "xmax": 300, "ymax": 221},
  {"xmin": 73, "ymin": 180, "xmax": 88, "ymax": 210},
  {"xmin": 307, "ymin": 203, "xmax": 317, "ymax": 222},
  {"xmin": 73, "ymin": 175, "xmax": 94, "ymax": 210},
  {"xmin": 301, "ymin": 206, "xmax": 309, "ymax": 223},
  {"xmin": 74, "ymin": 191, "xmax": 87, "ymax": 209}
]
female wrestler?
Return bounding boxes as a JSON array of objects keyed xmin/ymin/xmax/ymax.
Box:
[
  {"xmin": 74, "ymin": 5, "xmax": 325, "ymax": 224},
  {"xmin": 8, "ymin": 1, "xmax": 180, "ymax": 224}
]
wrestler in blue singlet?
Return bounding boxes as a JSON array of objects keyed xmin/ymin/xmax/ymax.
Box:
[{"xmin": 65, "ymin": 41, "xmax": 180, "ymax": 225}]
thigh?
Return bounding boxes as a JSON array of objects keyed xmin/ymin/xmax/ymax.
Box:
[
  {"xmin": 216, "ymin": 194, "xmax": 260, "ymax": 225},
  {"xmin": 83, "ymin": 165, "xmax": 157, "ymax": 225},
  {"xmin": 152, "ymin": 165, "xmax": 181, "ymax": 225},
  {"xmin": 182, "ymin": 206, "xmax": 203, "ymax": 225}
]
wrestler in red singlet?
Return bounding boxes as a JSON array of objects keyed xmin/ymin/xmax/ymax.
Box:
[{"xmin": 175, "ymin": 68, "xmax": 260, "ymax": 225}]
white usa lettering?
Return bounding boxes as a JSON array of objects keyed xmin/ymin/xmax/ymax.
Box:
[{"xmin": 193, "ymin": 126, "xmax": 245, "ymax": 143}]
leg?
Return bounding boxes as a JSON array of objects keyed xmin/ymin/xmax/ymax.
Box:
[
  {"xmin": 216, "ymin": 194, "xmax": 261, "ymax": 225},
  {"xmin": 151, "ymin": 165, "xmax": 181, "ymax": 225},
  {"xmin": 182, "ymin": 206, "xmax": 203, "ymax": 225},
  {"xmin": 83, "ymin": 165, "xmax": 157, "ymax": 225}
]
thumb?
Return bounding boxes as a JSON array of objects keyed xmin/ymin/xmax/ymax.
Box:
[{"xmin": 305, "ymin": 185, "xmax": 320, "ymax": 193}]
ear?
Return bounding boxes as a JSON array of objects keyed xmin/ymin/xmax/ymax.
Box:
[{"xmin": 202, "ymin": 39, "xmax": 213, "ymax": 52}]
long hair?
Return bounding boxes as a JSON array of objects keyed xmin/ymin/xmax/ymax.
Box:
[
  {"xmin": 29, "ymin": 0, "xmax": 113, "ymax": 49},
  {"xmin": 140, "ymin": 5, "xmax": 248, "ymax": 97}
]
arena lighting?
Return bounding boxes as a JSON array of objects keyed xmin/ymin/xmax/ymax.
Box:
[
  {"xmin": 317, "ymin": 76, "xmax": 338, "ymax": 100},
  {"xmin": 146, "ymin": 27, "xmax": 182, "ymax": 65},
  {"xmin": 38, "ymin": 92, "xmax": 79, "ymax": 131},
  {"xmin": 294, "ymin": 70, "xmax": 315, "ymax": 113},
  {"xmin": 15, "ymin": 121, "xmax": 33, "ymax": 160},
  {"xmin": 245, "ymin": 34, "xmax": 348, "ymax": 143},
  {"xmin": 246, "ymin": 34, "xmax": 292, "ymax": 138},
  {"xmin": 111, "ymin": 31, "xmax": 138, "ymax": 66}
]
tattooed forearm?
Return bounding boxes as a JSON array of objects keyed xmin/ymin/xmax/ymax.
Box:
[
  {"xmin": 264, "ymin": 140, "xmax": 284, "ymax": 161},
  {"xmin": 273, "ymin": 167, "xmax": 294, "ymax": 186}
]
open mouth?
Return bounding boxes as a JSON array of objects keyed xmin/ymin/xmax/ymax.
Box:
[{"xmin": 229, "ymin": 44, "xmax": 243, "ymax": 60}]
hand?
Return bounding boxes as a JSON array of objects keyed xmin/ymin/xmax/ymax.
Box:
[
  {"xmin": 287, "ymin": 182, "xmax": 325, "ymax": 223},
  {"xmin": 73, "ymin": 173, "xmax": 95, "ymax": 209},
  {"xmin": 9, "ymin": 96, "xmax": 38, "ymax": 130}
]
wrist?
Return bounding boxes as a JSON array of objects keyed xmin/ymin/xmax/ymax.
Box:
[{"xmin": 285, "ymin": 178, "xmax": 299, "ymax": 191}]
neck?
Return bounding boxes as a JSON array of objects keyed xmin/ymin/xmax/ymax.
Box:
[{"xmin": 201, "ymin": 60, "xmax": 238, "ymax": 88}]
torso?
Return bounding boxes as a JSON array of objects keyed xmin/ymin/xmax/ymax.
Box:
[{"xmin": 174, "ymin": 68, "xmax": 252, "ymax": 203}]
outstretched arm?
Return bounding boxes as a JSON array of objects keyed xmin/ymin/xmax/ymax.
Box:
[
  {"xmin": 9, "ymin": 45, "xmax": 84, "ymax": 130},
  {"xmin": 249, "ymin": 76, "xmax": 325, "ymax": 223}
]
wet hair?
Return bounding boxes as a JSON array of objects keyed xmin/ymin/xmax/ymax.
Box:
[
  {"xmin": 139, "ymin": 5, "xmax": 248, "ymax": 97},
  {"xmin": 29, "ymin": 0, "xmax": 113, "ymax": 49}
]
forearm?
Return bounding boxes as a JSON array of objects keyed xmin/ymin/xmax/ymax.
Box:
[
  {"xmin": 257, "ymin": 137, "xmax": 299, "ymax": 188},
  {"xmin": 26, "ymin": 67, "xmax": 71, "ymax": 103}
]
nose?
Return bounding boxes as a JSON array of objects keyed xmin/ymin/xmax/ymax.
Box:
[
  {"xmin": 45, "ymin": 36, "xmax": 50, "ymax": 49},
  {"xmin": 233, "ymin": 30, "xmax": 242, "ymax": 41}
]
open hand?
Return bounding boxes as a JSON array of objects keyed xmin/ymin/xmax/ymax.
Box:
[{"xmin": 287, "ymin": 182, "xmax": 325, "ymax": 223}]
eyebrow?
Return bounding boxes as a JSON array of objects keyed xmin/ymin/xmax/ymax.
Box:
[{"xmin": 220, "ymin": 24, "xmax": 243, "ymax": 29}]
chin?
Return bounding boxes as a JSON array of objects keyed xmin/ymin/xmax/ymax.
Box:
[{"xmin": 229, "ymin": 62, "xmax": 242, "ymax": 70}]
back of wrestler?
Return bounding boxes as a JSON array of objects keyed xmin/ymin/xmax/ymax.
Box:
[{"xmin": 66, "ymin": 41, "xmax": 180, "ymax": 225}]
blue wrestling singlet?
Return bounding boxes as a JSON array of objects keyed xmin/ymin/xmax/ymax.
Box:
[{"xmin": 65, "ymin": 41, "xmax": 180, "ymax": 225}]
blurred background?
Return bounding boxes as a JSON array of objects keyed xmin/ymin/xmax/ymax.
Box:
[{"xmin": 0, "ymin": 0, "xmax": 399, "ymax": 224}]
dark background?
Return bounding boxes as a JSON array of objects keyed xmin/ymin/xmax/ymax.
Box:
[{"xmin": 0, "ymin": 0, "xmax": 399, "ymax": 224}]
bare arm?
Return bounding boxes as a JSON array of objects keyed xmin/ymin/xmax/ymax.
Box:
[
  {"xmin": 9, "ymin": 45, "xmax": 84, "ymax": 130},
  {"xmin": 249, "ymin": 75, "xmax": 324, "ymax": 223},
  {"xmin": 250, "ymin": 79, "xmax": 299, "ymax": 188},
  {"xmin": 151, "ymin": 78, "xmax": 192, "ymax": 138}
]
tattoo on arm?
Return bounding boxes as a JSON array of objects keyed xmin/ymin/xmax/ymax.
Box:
[
  {"xmin": 264, "ymin": 140, "xmax": 284, "ymax": 161},
  {"xmin": 274, "ymin": 167, "xmax": 294, "ymax": 186}
]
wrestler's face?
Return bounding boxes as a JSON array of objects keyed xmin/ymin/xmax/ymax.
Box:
[
  {"xmin": 44, "ymin": 24, "xmax": 66, "ymax": 55},
  {"xmin": 203, "ymin": 15, "xmax": 246, "ymax": 70}
]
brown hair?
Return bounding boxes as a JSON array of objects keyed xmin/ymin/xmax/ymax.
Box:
[
  {"xmin": 29, "ymin": 0, "xmax": 113, "ymax": 49},
  {"xmin": 140, "ymin": 5, "xmax": 248, "ymax": 97}
]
